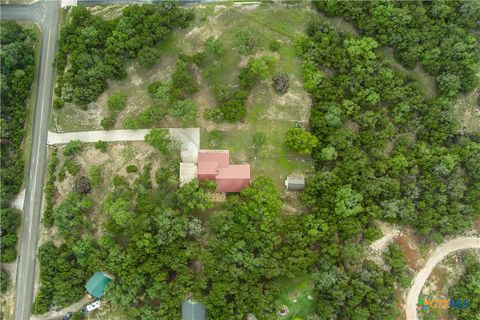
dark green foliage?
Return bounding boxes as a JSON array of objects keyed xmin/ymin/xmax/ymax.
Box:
[
  {"xmin": 170, "ymin": 56, "xmax": 199, "ymax": 101},
  {"xmin": 94, "ymin": 140, "xmax": 108, "ymax": 152},
  {"xmin": 0, "ymin": 208, "xmax": 21, "ymax": 262},
  {"xmin": 31, "ymin": 242, "xmax": 87, "ymax": 315},
  {"xmin": 175, "ymin": 179, "xmax": 213, "ymax": 214},
  {"xmin": 299, "ymin": 20, "xmax": 480, "ymax": 239},
  {"xmin": 448, "ymin": 253, "xmax": 480, "ymax": 319},
  {"xmin": 269, "ymin": 39, "xmax": 281, "ymax": 52},
  {"xmin": 204, "ymin": 36, "xmax": 225, "ymax": 58},
  {"xmin": 100, "ymin": 113, "xmax": 116, "ymax": 130},
  {"xmin": 107, "ymin": 92, "xmax": 127, "ymax": 111},
  {"xmin": 63, "ymin": 140, "xmax": 83, "ymax": 157},
  {"xmin": 52, "ymin": 192, "xmax": 92, "ymax": 240},
  {"xmin": 126, "ymin": 165, "xmax": 138, "ymax": 173},
  {"xmin": 43, "ymin": 149, "xmax": 59, "ymax": 227},
  {"xmin": 53, "ymin": 98, "xmax": 65, "ymax": 109},
  {"xmin": 313, "ymin": 260, "xmax": 399, "ymax": 319},
  {"xmin": 285, "ymin": 128, "xmax": 319, "ymax": 155},
  {"xmin": 0, "ymin": 269, "xmax": 10, "ymax": 294},
  {"xmin": 0, "ymin": 21, "xmax": 36, "ymax": 205},
  {"xmin": 145, "ymin": 128, "xmax": 171, "ymax": 155},
  {"xmin": 220, "ymin": 90, "xmax": 249, "ymax": 122},
  {"xmin": 56, "ymin": 3, "xmax": 193, "ymax": 106},
  {"xmin": 383, "ymin": 243, "xmax": 411, "ymax": 288},
  {"xmin": 314, "ymin": 1, "xmax": 480, "ymax": 96}
]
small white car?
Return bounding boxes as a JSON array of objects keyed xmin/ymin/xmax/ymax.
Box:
[{"xmin": 82, "ymin": 300, "xmax": 101, "ymax": 313}]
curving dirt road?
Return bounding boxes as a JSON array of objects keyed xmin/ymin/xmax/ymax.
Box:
[{"xmin": 405, "ymin": 236, "xmax": 480, "ymax": 320}]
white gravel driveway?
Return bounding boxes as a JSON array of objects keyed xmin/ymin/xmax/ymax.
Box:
[
  {"xmin": 405, "ymin": 236, "xmax": 480, "ymax": 320},
  {"xmin": 47, "ymin": 128, "xmax": 200, "ymax": 163}
]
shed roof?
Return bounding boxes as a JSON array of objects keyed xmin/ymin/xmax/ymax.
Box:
[
  {"xmin": 85, "ymin": 272, "xmax": 112, "ymax": 299},
  {"xmin": 182, "ymin": 300, "xmax": 206, "ymax": 320}
]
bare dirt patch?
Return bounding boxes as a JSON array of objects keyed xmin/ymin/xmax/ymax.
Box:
[
  {"xmin": 396, "ymin": 235, "xmax": 421, "ymax": 271},
  {"xmin": 454, "ymin": 86, "xmax": 480, "ymax": 134}
]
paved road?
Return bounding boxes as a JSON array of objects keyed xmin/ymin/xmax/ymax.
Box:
[
  {"xmin": 2, "ymin": 1, "xmax": 60, "ymax": 319},
  {"xmin": 405, "ymin": 237, "xmax": 480, "ymax": 320}
]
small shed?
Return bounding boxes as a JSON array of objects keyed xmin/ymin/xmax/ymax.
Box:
[
  {"xmin": 85, "ymin": 272, "xmax": 112, "ymax": 299},
  {"xmin": 285, "ymin": 176, "xmax": 305, "ymax": 191},
  {"xmin": 182, "ymin": 300, "xmax": 206, "ymax": 320}
]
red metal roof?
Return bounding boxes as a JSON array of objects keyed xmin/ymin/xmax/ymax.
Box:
[
  {"xmin": 198, "ymin": 150, "xmax": 229, "ymax": 167},
  {"xmin": 197, "ymin": 150, "xmax": 250, "ymax": 192}
]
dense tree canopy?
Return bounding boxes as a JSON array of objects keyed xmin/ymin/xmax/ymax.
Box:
[
  {"xmin": 56, "ymin": 2, "xmax": 193, "ymax": 106},
  {"xmin": 314, "ymin": 0, "xmax": 480, "ymax": 96},
  {"xmin": 448, "ymin": 253, "xmax": 480, "ymax": 319},
  {"xmin": 0, "ymin": 21, "xmax": 36, "ymax": 206}
]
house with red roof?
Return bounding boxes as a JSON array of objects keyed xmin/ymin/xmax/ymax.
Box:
[{"xmin": 197, "ymin": 150, "xmax": 250, "ymax": 193}]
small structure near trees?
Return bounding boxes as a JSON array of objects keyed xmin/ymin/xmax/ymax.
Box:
[
  {"xmin": 285, "ymin": 175, "xmax": 305, "ymax": 191},
  {"xmin": 182, "ymin": 300, "xmax": 206, "ymax": 320},
  {"xmin": 85, "ymin": 272, "xmax": 112, "ymax": 299}
]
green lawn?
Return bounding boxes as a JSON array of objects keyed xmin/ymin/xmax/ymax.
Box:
[{"xmin": 276, "ymin": 274, "xmax": 315, "ymax": 320}]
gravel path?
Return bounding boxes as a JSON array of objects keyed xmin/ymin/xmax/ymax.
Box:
[{"xmin": 405, "ymin": 236, "xmax": 480, "ymax": 320}]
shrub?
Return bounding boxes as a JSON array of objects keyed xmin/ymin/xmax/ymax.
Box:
[
  {"xmin": 89, "ymin": 165, "xmax": 102, "ymax": 187},
  {"xmin": 269, "ymin": 39, "xmax": 281, "ymax": 52},
  {"xmin": 285, "ymin": 128, "xmax": 319, "ymax": 155},
  {"xmin": 100, "ymin": 113, "xmax": 116, "ymax": 130},
  {"xmin": 220, "ymin": 90, "xmax": 249, "ymax": 122},
  {"xmin": 53, "ymin": 98, "xmax": 65, "ymax": 109},
  {"xmin": 233, "ymin": 30, "xmax": 256, "ymax": 55},
  {"xmin": 0, "ymin": 208, "xmax": 21, "ymax": 262},
  {"xmin": 0, "ymin": 270, "xmax": 10, "ymax": 294},
  {"xmin": 94, "ymin": 140, "xmax": 108, "ymax": 152},
  {"xmin": 64, "ymin": 159, "xmax": 81, "ymax": 176},
  {"xmin": 138, "ymin": 46, "xmax": 161, "ymax": 68},
  {"xmin": 249, "ymin": 56, "xmax": 275, "ymax": 79},
  {"xmin": 107, "ymin": 92, "xmax": 128, "ymax": 111},
  {"xmin": 63, "ymin": 140, "xmax": 83, "ymax": 157},
  {"xmin": 171, "ymin": 99, "xmax": 197, "ymax": 126},
  {"xmin": 145, "ymin": 129, "xmax": 171, "ymax": 155},
  {"xmin": 204, "ymin": 108, "xmax": 224, "ymax": 122},
  {"xmin": 204, "ymin": 36, "xmax": 225, "ymax": 58},
  {"xmin": 126, "ymin": 165, "xmax": 138, "ymax": 173},
  {"xmin": 272, "ymin": 74, "xmax": 289, "ymax": 94}
]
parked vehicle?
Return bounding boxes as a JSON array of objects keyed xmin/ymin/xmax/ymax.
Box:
[
  {"xmin": 81, "ymin": 300, "xmax": 101, "ymax": 314},
  {"xmin": 63, "ymin": 312, "xmax": 73, "ymax": 320}
]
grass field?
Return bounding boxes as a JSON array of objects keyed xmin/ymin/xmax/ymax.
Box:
[{"xmin": 276, "ymin": 274, "xmax": 315, "ymax": 320}]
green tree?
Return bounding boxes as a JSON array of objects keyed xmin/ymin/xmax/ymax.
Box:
[
  {"xmin": 285, "ymin": 128, "xmax": 319, "ymax": 155},
  {"xmin": 175, "ymin": 179, "xmax": 213, "ymax": 214}
]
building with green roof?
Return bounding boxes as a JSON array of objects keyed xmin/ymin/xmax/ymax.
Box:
[
  {"xmin": 85, "ymin": 271, "xmax": 112, "ymax": 299},
  {"xmin": 182, "ymin": 300, "xmax": 206, "ymax": 320}
]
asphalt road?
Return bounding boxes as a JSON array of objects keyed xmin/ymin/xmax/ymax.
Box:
[{"xmin": 1, "ymin": 1, "xmax": 60, "ymax": 319}]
